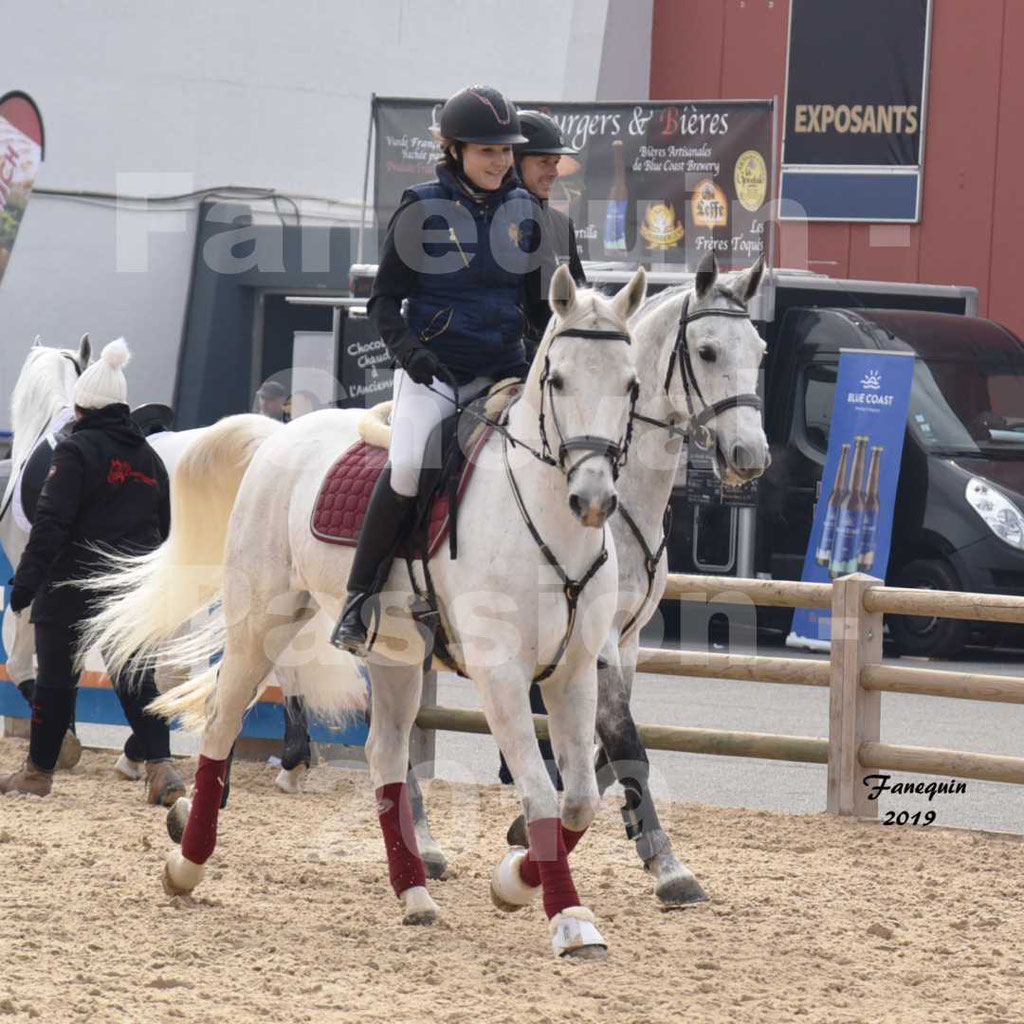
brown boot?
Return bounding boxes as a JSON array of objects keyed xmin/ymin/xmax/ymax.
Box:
[
  {"xmin": 0, "ymin": 759, "xmax": 54, "ymax": 797},
  {"xmin": 145, "ymin": 761, "xmax": 186, "ymax": 807}
]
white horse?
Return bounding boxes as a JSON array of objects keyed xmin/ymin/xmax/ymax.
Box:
[
  {"xmin": 0, "ymin": 336, "xmax": 311, "ymax": 790},
  {"xmin": 419, "ymin": 253, "xmax": 769, "ymax": 905},
  {"xmin": 87, "ymin": 265, "xmax": 646, "ymax": 959}
]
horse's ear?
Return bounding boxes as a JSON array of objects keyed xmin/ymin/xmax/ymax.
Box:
[
  {"xmin": 32, "ymin": 334, "xmax": 42, "ymax": 347},
  {"xmin": 735, "ymin": 255, "xmax": 765, "ymax": 304},
  {"xmin": 78, "ymin": 333, "xmax": 91, "ymax": 368},
  {"xmin": 611, "ymin": 267, "xmax": 647, "ymax": 323},
  {"xmin": 695, "ymin": 251, "xmax": 718, "ymax": 299},
  {"xmin": 549, "ymin": 263, "xmax": 577, "ymax": 320}
]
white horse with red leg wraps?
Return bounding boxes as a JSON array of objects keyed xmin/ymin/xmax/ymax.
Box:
[{"xmin": 85, "ymin": 265, "xmax": 645, "ymax": 959}]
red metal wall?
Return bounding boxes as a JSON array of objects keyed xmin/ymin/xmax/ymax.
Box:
[{"xmin": 650, "ymin": 0, "xmax": 1024, "ymax": 336}]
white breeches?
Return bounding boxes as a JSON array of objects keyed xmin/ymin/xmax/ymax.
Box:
[{"xmin": 388, "ymin": 369, "xmax": 489, "ymax": 497}]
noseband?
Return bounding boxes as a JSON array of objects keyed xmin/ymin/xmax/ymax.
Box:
[
  {"xmin": 538, "ymin": 326, "xmax": 639, "ymax": 480},
  {"xmin": 663, "ymin": 294, "xmax": 763, "ymax": 450}
]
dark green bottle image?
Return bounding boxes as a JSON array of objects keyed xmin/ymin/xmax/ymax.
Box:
[
  {"xmin": 815, "ymin": 442, "xmax": 850, "ymax": 567},
  {"xmin": 829, "ymin": 435, "xmax": 868, "ymax": 578},
  {"xmin": 857, "ymin": 446, "xmax": 883, "ymax": 572}
]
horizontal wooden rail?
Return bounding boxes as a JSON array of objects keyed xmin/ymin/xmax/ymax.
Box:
[
  {"xmin": 415, "ymin": 704, "xmax": 828, "ymax": 764},
  {"xmin": 636, "ymin": 648, "xmax": 830, "ymax": 687},
  {"xmin": 862, "ymin": 585, "xmax": 1024, "ymax": 625},
  {"xmin": 663, "ymin": 573, "xmax": 832, "ymax": 609},
  {"xmin": 861, "ymin": 664, "xmax": 1024, "ymax": 704},
  {"xmin": 861, "ymin": 741, "xmax": 1024, "ymax": 786}
]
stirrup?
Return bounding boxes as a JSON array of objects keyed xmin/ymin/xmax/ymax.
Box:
[{"xmin": 330, "ymin": 592, "xmax": 375, "ymax": 655}]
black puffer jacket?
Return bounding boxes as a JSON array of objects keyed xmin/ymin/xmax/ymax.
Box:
[{"xmin": 12, "ymin": 404, "xmax": 170, "ymax": 626}]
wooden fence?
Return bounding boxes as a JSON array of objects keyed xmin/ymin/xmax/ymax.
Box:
[{"xmin": 414, "ymin": 571, "xmax": 1024, "ymax": 818}]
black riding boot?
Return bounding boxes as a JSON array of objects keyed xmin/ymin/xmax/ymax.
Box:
[{"xmin": 330, "ymin": 468, "xmax": 414, "ymax": 656}]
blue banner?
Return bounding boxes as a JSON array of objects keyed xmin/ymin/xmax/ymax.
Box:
[{"xmin": 788, "ymin": 349, "xmax": 916, "ymax": 648}]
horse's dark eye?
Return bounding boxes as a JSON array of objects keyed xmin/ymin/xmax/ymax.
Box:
[
  {"xmin": 698, "ymin": 345, "xmax": 717, "ymax": 363},
  {"xmin": 549, "ymin": 372, "xmax": 564, "ymax": 391}
]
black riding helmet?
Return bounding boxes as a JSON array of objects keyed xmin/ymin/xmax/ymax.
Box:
[
  {"xmin": 514, "ymin": 110, "xmax": 578, "ymax": 156},
  {"xmin": 438, "ymin": 86, "xmax": 528, "ymax": 144}
]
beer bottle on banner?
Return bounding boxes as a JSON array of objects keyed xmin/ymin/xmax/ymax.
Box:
[
  {"xmin": 604, "ymin": 140, "xmax": 628, "ymax": 253},
  {"xmin": 829, "ymin": 436, "xmax": 868, "ymax": 578},
  {"xmin": 815, "ymin": 443, "xmax": 850, "ymax": 567},
  {"xmin": 857, "ymin": 446, "xmax": 884, "ymax": 573}
]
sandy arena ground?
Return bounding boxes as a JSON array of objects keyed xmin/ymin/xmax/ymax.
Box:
[{"xmin": 1, "ymin": 736, "xmax": 1022, "ymax": 1024}]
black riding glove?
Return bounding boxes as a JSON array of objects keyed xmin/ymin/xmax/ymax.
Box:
[{"xmin": 401, "ymin": 346, "xmax": 441, "ymax": 386}]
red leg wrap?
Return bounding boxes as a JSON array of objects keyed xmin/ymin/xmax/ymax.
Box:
[
  {"xmin": 376, "ymin": 782, "xmax": 426, "ymax": 897},
  {"xmin": 181, "ymin": 755, "xmax": 228, "ymax": 865},
  {"xmin": 518, "ymin": 817, "xmax": 585, "ymax": 918}
]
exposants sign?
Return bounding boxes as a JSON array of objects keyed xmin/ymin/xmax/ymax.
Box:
[
  {"xmin": 781, "ymin": 0, "xmax": 932, "ymax": 222},
  {"xmin": 371, "ymin": 97, "xmax": 773, "ymax": 269}
]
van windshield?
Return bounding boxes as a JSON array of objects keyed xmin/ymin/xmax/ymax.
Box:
[{"xmin": 910, "ymin": 359, "xmax": 1024, "ymax": 457}]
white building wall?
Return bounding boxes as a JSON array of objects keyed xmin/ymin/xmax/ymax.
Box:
[{"xmin": 0, "ymin": 0, "xmax": 649, "ymax": 426}]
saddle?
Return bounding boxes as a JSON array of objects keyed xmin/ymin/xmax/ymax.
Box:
[{"xmin": 310, "ymin": 380, "xmax": 521, "ymax": 560}]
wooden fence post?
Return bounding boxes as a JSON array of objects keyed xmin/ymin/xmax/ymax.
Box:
[
  {"xmin": 827, "ymin": 573, "xmax": 883, "ymax": 817},
  {"xmin": 409, "ymin": 667, "xmax": 437, "ymax": 779}
]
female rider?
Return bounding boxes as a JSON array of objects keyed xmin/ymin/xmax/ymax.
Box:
[{"xmin": 331, "ymin": 85, "xmax": 548, "ymax": 654}]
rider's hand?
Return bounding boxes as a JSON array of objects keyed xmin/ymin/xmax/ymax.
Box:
[
  {"xmin": 401, "ymin": 346, "xmax": 441, "ymax": 386},
  {"xmin": 8, "ymin": 584, "xmax": 34, "ymax": 615}
]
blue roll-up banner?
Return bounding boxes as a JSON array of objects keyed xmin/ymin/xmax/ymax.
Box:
[{"xmin": 788, "ymin": 349, "xmax": 916, "ymax": 650}]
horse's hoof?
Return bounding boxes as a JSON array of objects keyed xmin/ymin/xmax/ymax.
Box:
[
  {"xmin": 162, "ymin": 851, "xmax": 205, "ymax": 896},
  {"xmin": 114, "ymin": 753, "xmax": 145, "ymax": 781},
  {"xmin": 421, "ymin": 847, "xmax": 449, "ymax": 881},
  {"xmin": 550, "ymin": 908, "xmax": 607, "ymax": 960},
  {"xmin": 490, "ymin": 848, "xmax": 539, "ymax": 913},
  {"xmin": 274, "ymin": 765, "xmax": 306, "ymax": 794},
  {"xmin": 55, "ymin": 731, "xmax": 82, "ymax": 771},
  {"xmin": 654, "ymin": 869, "xmax": 708, "ymax": 907},
  {"xmin": 400, "ymin": 885, "xmax": 440, "ymax": 926},
  {"xmin": 166, "ymin": 797, "xmax": 191, "ymax": 845},
  {"xmin": 506, "ymin": 814, "xmax": 528, "ymax": 849},
  {"xmin": 647, "ymin": 853, "xmax": 709, "ymax": 907}
]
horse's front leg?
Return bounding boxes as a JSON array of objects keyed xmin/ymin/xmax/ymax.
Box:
[
  {"xmin": 595, "ymin": 638, "xmax": 707, "ymax": 907},
  {"xmin": 364, "ymin": 658, "xmax": 439, "ymax": 926},
  {"xmin": 487, "ymin": 665, "xmax": 607, "ymax": 960}
]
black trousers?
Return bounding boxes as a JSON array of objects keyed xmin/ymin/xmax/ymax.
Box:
[{"xmin": 34, "ymin": 622, "xmax": 171, "ymax": 763}]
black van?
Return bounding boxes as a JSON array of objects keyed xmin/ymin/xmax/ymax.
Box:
[{"xmin": 732, "ymin": 308, "xmax": 1024, "ymax": 657}]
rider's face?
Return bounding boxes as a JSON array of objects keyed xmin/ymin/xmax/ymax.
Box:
[
  {"xmin": 460, "ymin": 144, "xmax": 513, "ymax": 191},
  {"xmin": 519, "ymin": 155, "xmax": 561, "ymax": 200}
]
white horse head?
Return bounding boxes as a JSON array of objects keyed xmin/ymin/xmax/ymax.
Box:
[
  {"xmin": 524, "ymin": 263, "xmax": 645, "ymax": 527},
  {"xmin": 634, "ymin": 253, "xmax": 769, "ymax": 484},
  {"xmin": 9, "ymin": 333, "xmax": 91, "ymax": 467}
]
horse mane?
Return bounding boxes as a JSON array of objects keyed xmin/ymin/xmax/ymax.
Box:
[{"xmin": 10, "ymin": 346, "xmax": 77, "ymax": 467}]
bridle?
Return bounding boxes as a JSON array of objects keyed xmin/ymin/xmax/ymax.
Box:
[
  {"xmin": 659, "ymin": 292, "xmax": 763, "ymax": 451},
  {"xmin": 536, "ymin": 325, "xmax": 640, "ymax": 480}
]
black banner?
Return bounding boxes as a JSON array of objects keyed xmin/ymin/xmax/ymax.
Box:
[
  {"xmin": 372, "ymin": 97, "xmax": 773, "ymax": 269},
  {"xmin": 781, "ymin": 0, "xmax": 931, "ymax": 221}
]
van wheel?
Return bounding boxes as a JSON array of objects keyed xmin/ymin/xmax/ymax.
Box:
[{"xmin": 888, "ymin": 558, "xmax": 970, "ymax": 659}]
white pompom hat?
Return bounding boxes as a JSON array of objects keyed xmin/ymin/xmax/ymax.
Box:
[{"xmin": 74, "ymin": 338, "xmax": 131, "ymax": 410}]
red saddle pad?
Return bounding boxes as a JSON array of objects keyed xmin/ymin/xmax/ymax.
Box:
[{"xmin": 310, "ymin": 430, "xmax": 491, "ymax": 559}]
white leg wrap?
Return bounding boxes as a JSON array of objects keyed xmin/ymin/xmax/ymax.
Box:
[
  {"xmin": 549, "ymin": 907, "xmax": 607, "ymax": 958},
  {"xmin": 114, "ymin": 754, "xmax": 145, "ymax": 781},
  {"xmin": 273, "ymin": 764, "xmax": 306, "ymax": 794},
  {"xmin": 490, "ymin": 848, "xmax": 541, "ymax": 911},
  {"xmin": 399, "ymin": 885, "xmax": 440, "ymax": 925},
  {"xmin": 163, "ymin": 850, "xmax": 206, "ymax": 895}
]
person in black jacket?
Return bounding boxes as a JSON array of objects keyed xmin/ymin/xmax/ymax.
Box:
[
  {"xmin": 330, "ymin": 85, "xmax": 548, "ymax": 656},
  {"xmin": 1, "ymin": 339, "xmax": 185, "ymax": 803},
  {"xmin": 515, "ymin": 109, "xmax": 587, "ymax": 359}
]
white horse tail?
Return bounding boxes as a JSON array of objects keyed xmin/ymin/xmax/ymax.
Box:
[
  {"xmin": 81, "ymin": 414, "xmax": 283, "ymax": 676},
  {"xmin": 147, "ymin": 663, "xmax": 226, "ymax": 733}
]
